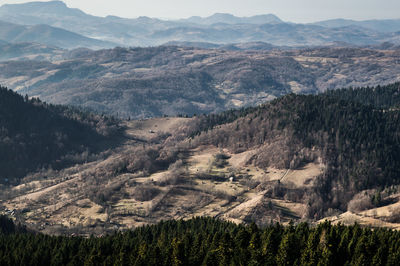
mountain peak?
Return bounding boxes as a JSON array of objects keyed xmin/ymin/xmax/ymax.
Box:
[
  {"xmin": 184, "ymin": 13, "xmax": 282, "ymax": 25},
  {"xmin": 209, "ymin": 13, "xmax": 236, "ymax": 18},
  {"xmin": 0, "ymin": 1, "xmax": 85, "ymax": 17},
  {"xmin": 2, "ymin": 1, "xmax": 67, "ymax": 9}
]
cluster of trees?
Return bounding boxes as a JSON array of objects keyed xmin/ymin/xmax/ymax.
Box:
[
  {"xmin": 190, "ymin": 83, "xmax": 400, "ymax": 217},
  {"xmin": 0, "ymin": 86, "xmax": 120, "ymax": 184},
  {"xmin": 0, "ymin": 216, "xmax": 27, "ymax": 235},
  {"xmin": 277, "ymin": 85, "xmax": 400, "ymax": 214},
  {"xmin": 324, "ymin": 83, "xmax": 400, "ymax": 109},
  {"xmin": 189, "ymin": 106, "xmax": 259, "ymax": 138},
  {"xmin": 0, "ymin": 216, "xmax": 399, "ymax": 265}
]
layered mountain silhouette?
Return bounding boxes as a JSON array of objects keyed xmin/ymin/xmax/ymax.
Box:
[
  {"xmin": 0, "ymin": 20, "xmax": 116, "ymax": 49},
  {"xmin": 312, "ymin": 18, "xmax": 400, "ymax": 33},
  {"xmin": 0, "ymin": 1, "xmax": 399, "ymax": 47},
  {"xmin": 179, "ymin": 13, "xmax": 283, "ymax": 25}
]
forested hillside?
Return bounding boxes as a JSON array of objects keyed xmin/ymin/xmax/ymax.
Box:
[
  {"xmin": 0, "ymin": 86, "xmax": 120, "ymax": 183},
  {"xmin": 324, "ymin": 83, "xmax": 400, "ymax": 109},
  {"xmin": 191, "ymin": 83, "xmax": 400, "ymax": 217},
  {"xmin": 0, "ymin": 216, "xmax": 399, "ymax": 265}
]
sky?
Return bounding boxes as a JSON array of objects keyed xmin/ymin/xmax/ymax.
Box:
[{"xmin": 0, "ymin": 0, "xmax": 399, "ymax": 23}]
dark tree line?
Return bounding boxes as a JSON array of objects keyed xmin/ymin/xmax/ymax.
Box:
[
  {"xmin": 0, "ymin": 86, "xmax": 120, "ymax": 184},
  {"xmin": 189, "ymin": 106, "xmax": 259, "ymax": 138},
  {"xmin": 324, "ymin": 83, "xmax": 400, "ymax": 109},
  {"xmin": 0, "ymin": 216, "xmax": 399, "ymax": 265}
]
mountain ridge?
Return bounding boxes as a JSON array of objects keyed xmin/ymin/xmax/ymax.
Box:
[
  {"xmin": 0, "ymin": 19, "xmax": 116, "ymax": 49},
  {"xmin": 0, "ymin": 1, "xmax": 400, "ymax": 47},
  {"xmin": 312, "ymin": 18, "xmax": 400, "ymax": 33},
  {"xmin": 180, "ymin": 13, "xmax": 283, "ymax": 25}
]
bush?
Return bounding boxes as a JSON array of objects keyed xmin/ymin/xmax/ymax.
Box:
[
  {"xmin": 133, "ymin": 185, "xmax": 160, "ymax": 201},
  {"xmin": 212, "ymin": 153, "xmax": 230, "ymax": 168},
  {"xmin": 347, "ymin": 191, "xmax": 374, "ymax": 212}
]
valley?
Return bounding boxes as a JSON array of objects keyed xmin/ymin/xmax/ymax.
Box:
[
  {"xmin": 0, "ymin": 117, "xmax": 318, "ymax": 235},
  {"xmin": 2, "ymin": 87, "xmax": 400, "ymax": 235}
]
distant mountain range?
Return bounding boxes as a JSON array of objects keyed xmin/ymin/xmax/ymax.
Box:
[
  {"xmin": 0, "ymin": 1, "xmax": 399, "ymax": 48},
  {"xmin": 0, "ymin": 19, "xmax": 116, "ymax": 49},
  {"xmin": 311, "ymin": 18, "xmax": 400, "ymax": 33},
  {"xmin": 179, "ymin": 13, "xmax": 283, "ymax": 25}
]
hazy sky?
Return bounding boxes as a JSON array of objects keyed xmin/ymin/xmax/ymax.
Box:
[{"xmin": 0, "ymin": 0, "xmax": 399, "ymax": 23}]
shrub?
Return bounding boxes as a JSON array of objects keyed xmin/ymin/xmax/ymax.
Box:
[
  {"xmin": 133, "ymin": 185, "xmax": 160, "ymax": 201},
  {"xmin": 347, "ymin": 190, "xmax": 374, "ymax": 212}
]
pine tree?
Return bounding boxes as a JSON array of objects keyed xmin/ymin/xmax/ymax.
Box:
[
  {"xmin": 172, "ymin": 238, "xmax": 185, "ymax": 266},
  {"xmin": 276, "ymin": 232, "xmax": 297, "ymax": 266}
]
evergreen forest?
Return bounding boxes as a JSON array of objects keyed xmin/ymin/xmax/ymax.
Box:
[{"xmin": 0, "ymin": 216, "xmax": 399, "ymax": 265}]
